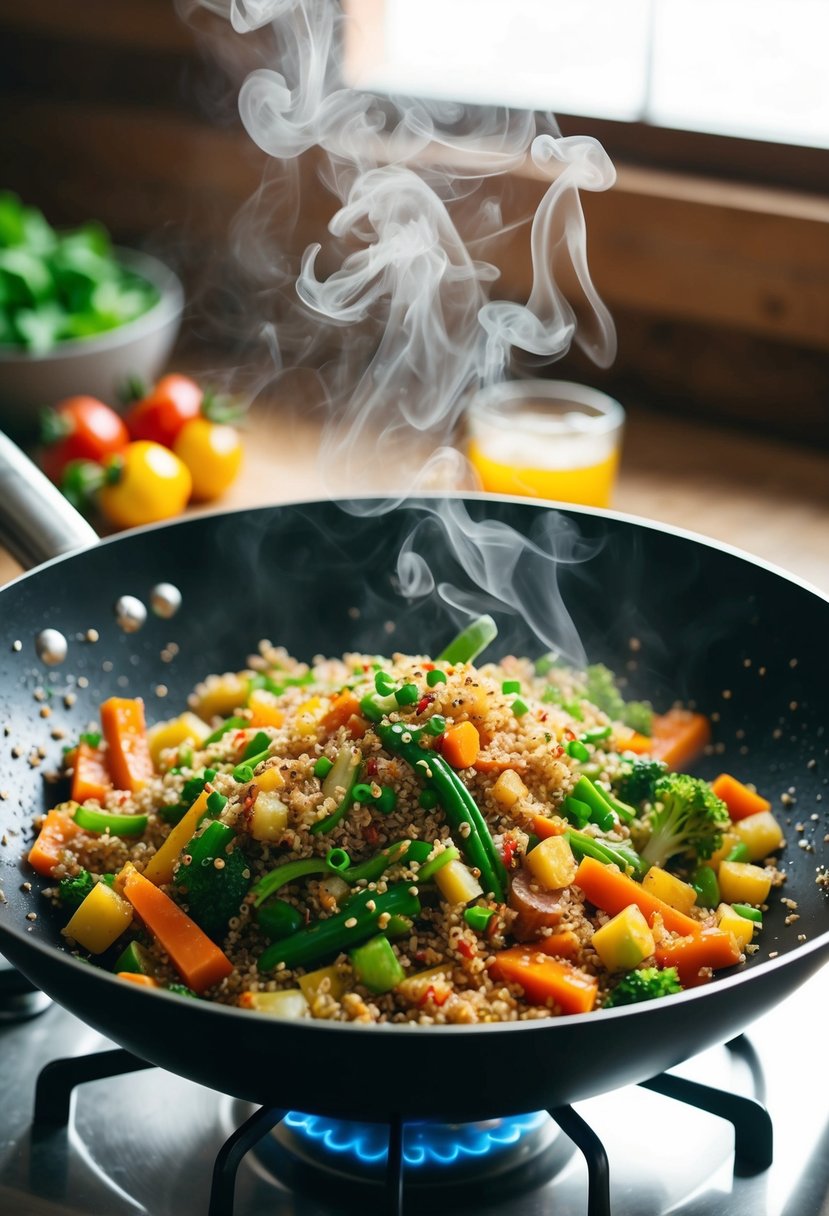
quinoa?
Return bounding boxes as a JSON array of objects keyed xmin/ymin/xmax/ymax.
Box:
[{"xmin": 33, "ymin": 645, "xmax": 775, "ymax": 1022}]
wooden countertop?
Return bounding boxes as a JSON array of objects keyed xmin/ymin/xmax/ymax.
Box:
[{"xmin": 3, "ymin": 402, "xmax": 829, "ymax": 596}]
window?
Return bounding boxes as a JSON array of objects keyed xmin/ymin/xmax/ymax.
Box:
[{"xmin": 344, "ymin": 0, "xmax": 829, "ymax": 150}]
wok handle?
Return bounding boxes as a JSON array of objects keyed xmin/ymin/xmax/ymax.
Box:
[{"xmin": 0, "ymin": 431, "xmax": 99, "ymax": 570}]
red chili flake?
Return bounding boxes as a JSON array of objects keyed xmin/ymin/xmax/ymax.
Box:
[
  {"xmin": 485, "ymin": 914, "xmax": 501, "ymax": 942},
  {"xmin": 552, "ymin": 745, "xmax": 565, "ymax": 758},
  {"xmin": 562, "ymin": 727, "xmax": 576, "ymax": 741},
  {"xmin": 363, "ymin": 823, "xmax": 379, "ymax": 846},
  {"xmin": 422, "ymin": 662, "xmax": 435, "ymax": 671},
  {"xmin": 456, "ymin": 939, "xmax": 475, "ymax": 960},
  {"xmin": 362, "ymin": 663, "xmax": 372, "ymax": 672},
  {"xmin": 365, "ymin": 757, "xmax": 379, "ymax": 777},
  {"xmin": 415, "ymin": 695, "xmax": 434, "ymax": 715},
  {"xmin": 414, "ymin": 949, "xmax": 429, "ymax": 963},
  {"xmin": 419, "ymin": 984, "xmax": 450, "ymax": 1008},
  {"xmin": 539, "ymin": 712, "xmax": 548, "ymax": 722},
  {"xmin": 501, "ymin": 837, "xmax": 518, "ymax": 869}
]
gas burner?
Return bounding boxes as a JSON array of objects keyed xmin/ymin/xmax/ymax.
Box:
[
  {"xmin": 0, "ymin": 955, "xmax": 51, "ymax": 1022},
  {"xmin": 242, "ymin": 1106, "xmax": 570, "ymax": 1210}
]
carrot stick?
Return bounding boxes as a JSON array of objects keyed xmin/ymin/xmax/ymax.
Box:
[
  {"xmin": 320, "ymin": 690, "xmax": 362, "ymax": 734},
  {"xmin": 122, "ymin": 866, "xmax": 233, "ymax": 994},
  {"xmin": 100, "ymin": 697, "xmax": 154, "ymax": 791},
  {"xmin": 440, "ymin": 721, "xmax": 481, "ymax": 769},
  {"xmin": 489, "ymin": 946, "xmax": 598, "ymax": 1014},
  {"xmin": 649, "ymin": 709, "xmax": 711, "ymax": 771},
  {"xmin": 28, "ymin": 807, "xmax": 83, "ymax": 877},
  {"xmin": 711, "ymin": 773, "xmax": 771, "ymax": 822},
  {"xmin": 574, "ymin": 855, "xmax": 701, "ymax": 938},
  {"xmin": 70, "ymin": 741, "xmax": 112, "ymax": 804},
  {"xmin": 655, "ymin": 927, "xmax": 742, "ymax": 987}
]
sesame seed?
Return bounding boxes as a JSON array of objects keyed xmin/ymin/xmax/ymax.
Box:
[
  {"xmin": 344, "ymin": 917, "xmax": 358, "ymax": 929},
  {"xmin": 86, "ymin": 629, "xmax": 99, "ymax": 643}
]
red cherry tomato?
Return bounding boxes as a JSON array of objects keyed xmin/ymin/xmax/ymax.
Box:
[
  {"xmin": 40, "ymin": 396, "xmax": 129, "ymax": 484},
  {"xmin": 125, "ymin": 374, "xmax": 203, "ymax": 448}
]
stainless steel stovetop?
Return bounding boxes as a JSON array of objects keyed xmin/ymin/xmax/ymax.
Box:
[{"xmin": 2, "ymin": 964, "xmax": 829, "ymax": 1216}]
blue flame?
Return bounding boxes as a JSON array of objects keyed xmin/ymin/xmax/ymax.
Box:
[{"xmin": 283, "ymin": 1110, "xmax": 548, "ymax": 1169}]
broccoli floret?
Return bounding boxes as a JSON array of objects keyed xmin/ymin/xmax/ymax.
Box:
[
  {"xmin": 604, "ymin": 965, "xmax": 682, "ymax": 1008},
  {"xmin": 166, "ymin": 983, "xmax": 199, "ymax": 999},
  {"xmin": 615, "ymin": 757, "xmax": 668, "ymax": 807},
  {"xmin": 174, "ymin": 822, "xmax": 251, "ymax": 941},
  {"xmin": 583, "ymin": 664, "xmax": 653, "ymax": 734},
  {"xmin": 639, "ymin": 773, "xmax": 730, "ymax": 869},
  {"xmin": 58, "ymin": 869, "xmax": 114, "ymax": 909}
]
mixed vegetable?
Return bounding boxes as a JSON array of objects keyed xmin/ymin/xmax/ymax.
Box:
[
  {"xmin": 0, "ymin": 193, "xmax": 159, "ymax": 353},
  {"xmin": 37, "ymin": 373, "xmax": 245, "ymax": 528},
  {"xmin": 27, "ymin": 620, "xmax": 787, "ymax": 1020}
]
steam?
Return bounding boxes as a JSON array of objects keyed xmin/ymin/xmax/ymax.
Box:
[{"xmin": 188, "ymin": 0, "xmax": 617, "ymax": 661}]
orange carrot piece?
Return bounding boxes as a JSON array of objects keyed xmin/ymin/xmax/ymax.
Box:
[
  {"xmin": 70, "ymin": 741, "xmax": 112, "ymax": 804},
  {"xmin": 28, "ymin": 808, "xmax": 83, "ymax": 877},
  {"xmin": 649, "ymin": 709, "xmax": 711, "ymax": 771},
  {"xmin": 440, "ymin": 721, "xmax": 481, "ymax": 769},
  {"xmin": 473, "ymin": 755, "xmax": 528, "ymax": 775},
  {"xmin": 321, "ymin": 690, "xmax": 362, "ymax": 734},
  {"xmin": 247, "ymin": 691, "xmax": 285, "ymax": 730},
  {"xmin": 574, "ymin": 855, "xmax": 701, "ymax": 938},
  {"xmin": 345, "ymin": 713, "xmax": 369, "ymax": 739},
  {"xmin": 122, "ymin": 867, "xmax": 233, "ymax": 994},
  {"xmin": 100, "ymin": 697, "xmax": 154, "ymax": 792},
  {"xmin": 117, "ymin": 971, "xmax": 159, "ymax": 988},
  {"xmin": 655, "ymin": 927, "xmax": 742, "ymax": 987},
  {"xmin": 489, "ymin": 946, "xmax": 598, "ymax": 1014},
  {"xmin": 711, "ymin": 773, "xmax": 771, "ymax": 822},
  {"xmin": 616, "ymin": 731, "xmax": 653, "ymax": 756},
  {"xmin": 529, "ymin": 813, "xmax": 568, "ymax": 840},
  {"xmin": 529, "ymin": 929, "xmax": 582, "ymax": 961}
]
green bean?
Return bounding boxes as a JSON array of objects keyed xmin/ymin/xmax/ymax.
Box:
[
  {"xmin": 257, "ymin": 883, "xmax": 421, "ymax": 973},
  {"xmin": 249, "ymin": 858, "xmax": 329, "ymax": 908}
]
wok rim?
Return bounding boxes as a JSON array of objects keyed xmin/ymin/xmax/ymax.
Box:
[{"xmin": 1, "ymin": 490, "xmax": 828, "ymax": 1041}]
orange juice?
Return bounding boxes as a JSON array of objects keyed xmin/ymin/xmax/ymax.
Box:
[
  {"xmin": 466, "ymin": 380, "xmax": 624, "ymax": 509},
  {"xmin": 468, "ymin": 440, "xmax": 619, "ymax": 508}
]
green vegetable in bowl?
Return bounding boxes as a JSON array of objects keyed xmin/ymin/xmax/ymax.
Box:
[{"xmin": 0, "ymin": 192, "xmax": 160, "ymax": 353}]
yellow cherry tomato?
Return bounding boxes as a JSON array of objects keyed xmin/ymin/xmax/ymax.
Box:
[
  {"xmin": 173, "ymin": 418, "xmax": 243, "ymax": 502},
  {"xmin": 99, "ymin": 441, "xmax": 192, "ymax": 529}
]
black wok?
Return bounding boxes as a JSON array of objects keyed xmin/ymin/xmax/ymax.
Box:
[{"xmin": 0, "ymin": 434, "xmax": 828, "ymax": 1124}]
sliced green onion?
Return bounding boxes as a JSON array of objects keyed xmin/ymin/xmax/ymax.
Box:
[
  {"xmin": 394, "ymin": 683, "xmax": 419, "ymax": 706},
  {"xmin": 416, "ymin": 846, "xmax": 460, "ymax": 882},
  {"xmin": 206, "ymin": 791, "xmax": 228, "ymax": 817},
  {"xmin": 374, "ymin": 670, "xmax": 396, "ymax": 696},
  {"xmin": 233, "ymin": 764, "xmax": 254, "ymax": 783},
  {"xmin": 566, "ymin": 739, "xmax": 590, "ymax": 762},
  {"xmin": 512, "ymin": 698, "xmax": 529, "ymax": 718},
  {"xmin": 426, "ymin": 715, "xmax": 447, "ymax": 736},
  {"xmin": 580, "ymin": 725, "xmax": 612, "ymax": 744},
  {"xmin": 502, "ymin": 680, "xmax": 521, "ymax": 694},
  {"xmin": 73, "ymin": 806, "xmax": 148, "ymax": 837},
  {"xmin": 426, "ymin": 669, "xmax": 447, "ymax": 687},
  {"xmin": 437, "ymin": 614, "xmax": 497, "ymax": 665},
  {"xmin": 314, "ymin": 756, "xmax": 334, "ymax": 779}
]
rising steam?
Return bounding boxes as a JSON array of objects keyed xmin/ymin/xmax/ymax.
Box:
[{"xmin": 188, "ymin": 0, "xmax": 618, "ymax": 661}]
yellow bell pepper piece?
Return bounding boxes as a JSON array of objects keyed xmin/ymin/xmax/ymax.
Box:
[
  {"xmin": 717, "ymin": 860, "xmax": 772, "ymax": 905},
  {"xmin": 295, "ymin": 696, "xmax": 324, "ymax": 737},
  {"xmin": 641, "ymin": 866, "xmax": 697, "ymax": 914},
  {"xmin": 189, "ymin": 672, "xmax": 249, "ymax": 721},
  {"xmin": 434, "ymin": 858, "xmax": 483, "ymax": 905},
  {"xmin": 525, "ymin": 836, "xmax": 578, "ymax": 891},
  {"xmin": 147, "ymin": 712, "xmax": 211, "ymax": 768},
  {"xmin": 61, "ymin": 881, "xmax": 133, "ymax": 954},
  {"xmin": 142, "ymin": 788, "xmax": 211, "ymax": 886},
  {"xmin": 248, "ymin": 690, "xmax": 285, "ymax": 729},
  {"xmin": 733, "ymin": 811, "xmax": 785, "ymax": 862},
  {"xmin": 298, "ymin": 963, "xmax": 348, "ymax": 1005},
  {"xmin": 592, "ymin": 904, "xmax": 655, "ymax": 972},
  {"xmin": 717, "ymin": 903, "xmax": 756, "ymax": 950}
]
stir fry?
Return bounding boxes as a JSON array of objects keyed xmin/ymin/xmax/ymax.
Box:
[{"xmin": 28, "ymin": 618, "xmax": 786, "ymax": 1022}]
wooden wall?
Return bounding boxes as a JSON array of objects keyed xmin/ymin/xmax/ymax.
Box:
[{"xmin": 2, "ymin": 0, "xmax": 828, "ymax": 444}]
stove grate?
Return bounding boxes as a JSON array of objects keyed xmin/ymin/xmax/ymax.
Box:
[{"xmin": 30, "ymin": 1038, "xmax": 773, "ymax": 1216}]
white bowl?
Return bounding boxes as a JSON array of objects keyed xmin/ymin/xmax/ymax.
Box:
[{"xmin": 0, "ymin": 248, "xmax": 184, "ymax": 439}]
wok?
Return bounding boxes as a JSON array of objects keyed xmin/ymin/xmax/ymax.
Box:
[{"xmin": 0, "ymin": 432, "xmax": 828, "ymax": 1124}]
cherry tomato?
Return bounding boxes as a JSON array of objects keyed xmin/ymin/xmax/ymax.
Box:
[
  {"xmin": 98, "ymin": 441, "xmax": 192, "ymax": 529},
  {"xmin": 124, "ymin": 374, "xmax": 203, "ymax": 448},
  {"xmin": 173, "ymin": 418, "xmax": 243, "ymax": 501},
  {"xmin": 40, "ymin": 396, "xmax": 129, "ymax": 483}
]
